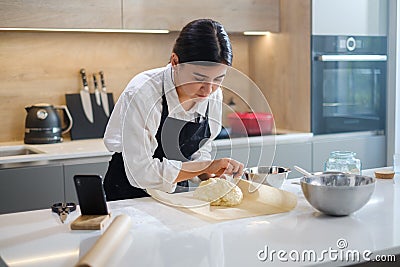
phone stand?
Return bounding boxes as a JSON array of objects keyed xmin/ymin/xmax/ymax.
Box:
[{"xmin": 70, "ymin": 214, "xmax": 111, "ymax": 230}]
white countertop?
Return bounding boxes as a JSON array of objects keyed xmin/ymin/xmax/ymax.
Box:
[
  {"xmin": 0, "ymin": 139, "xmax": 113, "ymax": 166},
  {"xmin": 0, "ymin": 168, "xmax": 398, "ymax": 267}
]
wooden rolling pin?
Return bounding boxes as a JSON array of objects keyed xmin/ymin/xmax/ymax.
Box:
[{"xmin": 75, "ymin": 214, "xmax": 132, "ymax": 267}]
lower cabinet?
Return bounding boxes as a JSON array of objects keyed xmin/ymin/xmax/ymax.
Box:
[
  {"xmin": 0, "ymin": 159, "xmax": 110, "ymax": 214},
  {"xmin": 212, "ymin": 145, "xmax": 262, "ymax": 167},
  {"xmin": 64, "ymin": 161, "xmax": 109, "ymax": 203},
  {"xmin": 272, "ymin": 142, "xmax": 313, "ymax": 178},
  {"xmin": 0, "ymin": 164, "xmax": 64, "ymax": 214}
]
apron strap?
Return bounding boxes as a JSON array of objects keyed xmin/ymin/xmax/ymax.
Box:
[{"xmin": 161, "ymin": 71, "xmax": 210, "ymax": 122}]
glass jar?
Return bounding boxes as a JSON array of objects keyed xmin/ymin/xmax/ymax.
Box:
[{"xmin": 324, "ymin": 151, "xmax": 362, "ymax": 174}]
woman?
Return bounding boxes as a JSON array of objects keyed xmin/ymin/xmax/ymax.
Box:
[{"xmin": 103, "ymin": 19, "xmax": 244, "ymax": 201}]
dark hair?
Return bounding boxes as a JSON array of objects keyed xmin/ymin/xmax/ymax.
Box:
[{"xmin": 173, "ymin": 19, "xmax": 233, "ymax": 66}]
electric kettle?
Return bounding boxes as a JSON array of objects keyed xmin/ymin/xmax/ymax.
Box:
[{"xmin": 24, "ymin": 103, "xmax": 73, "ymax": 144}]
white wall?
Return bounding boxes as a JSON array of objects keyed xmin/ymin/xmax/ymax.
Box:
[
  {"xmin": 396, "ymin": 1, "xmax": 400, "ymax": 156},
  {"xmin": 387, "ymin": 0, "xmax": 399, "ymax": 165},
  {"xmin": 312, "ymin": 0, "xmax": 387, "ymax": 36}
]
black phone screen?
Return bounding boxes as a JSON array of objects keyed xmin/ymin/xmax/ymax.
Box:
[{"xmin": 74, "ymin": 175, "xmax": 109, "ymax": 215}]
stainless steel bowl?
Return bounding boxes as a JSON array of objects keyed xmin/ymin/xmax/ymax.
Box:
[
  {"xmin": 243, "ymin": 166, "xmax": 290, "ymax": 188},
  {"xmin": 300, "ymin": 173, "xmax": 376, "ymax": 216}
]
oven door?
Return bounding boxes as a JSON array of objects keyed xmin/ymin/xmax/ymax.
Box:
[{"xmin": 312, "ymin": 55, "xmax": 387, "ymax": 134}]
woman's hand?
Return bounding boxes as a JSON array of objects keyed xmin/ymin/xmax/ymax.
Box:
[
  {"xmin": 205, "ymin": 158, "xmax": 244, "ymax": 178},
  {"xmin": 176, "ymin": 158, "xmax": 244, "ymax": 183}
]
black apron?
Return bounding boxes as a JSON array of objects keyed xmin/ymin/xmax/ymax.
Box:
[{"xmin": 103, "ymin": 73, "xmax": 211, "ymax": 201}]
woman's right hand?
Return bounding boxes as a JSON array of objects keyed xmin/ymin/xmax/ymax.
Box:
[
  {"xmin": 176, "ymin": 158, "xmax": 244, "ymax": 183},
  {"xmin": 206, "ymin": 158, "xmax": 244, "ymax": 178}
]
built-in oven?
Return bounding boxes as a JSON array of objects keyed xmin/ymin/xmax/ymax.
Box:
[{"xmin": 311, "ymin": 36, "xmax": 387, "ymax": 134}]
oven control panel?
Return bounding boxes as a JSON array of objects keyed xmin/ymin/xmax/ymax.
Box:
[{"xmin": 338, "ymin": 37, "xmax": 363, "ymax": 51}]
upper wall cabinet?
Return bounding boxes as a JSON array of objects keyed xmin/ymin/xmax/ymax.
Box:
[
  {"xmin": 123, "ymin": 0, "xmax": 280, "ymax": 32},
  {"xmin": 312, "ymin": 0, "xmax": 387, "ymax": 36},
  {"xmin": 0, "ymin": 0, "xmax": 122, "ymax": 29}
]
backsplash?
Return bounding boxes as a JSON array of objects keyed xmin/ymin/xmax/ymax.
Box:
[{"xmin": 0, "ymin": 31, "xmax": 250, "ymax": 142}]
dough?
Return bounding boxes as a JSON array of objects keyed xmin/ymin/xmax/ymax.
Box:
[{"xmin": 193, "ymin": 178, "xmax": 243, "ymax": 206}]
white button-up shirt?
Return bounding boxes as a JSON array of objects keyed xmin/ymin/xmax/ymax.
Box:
[{"xmin": 104, "ymin": 64, "xmax": 222, "ymax": 193}]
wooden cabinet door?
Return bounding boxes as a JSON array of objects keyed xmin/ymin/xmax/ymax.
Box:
[
  {"xmin": 0, "ymin": 164, "xmax": 64, "ymax": 214},
  {"xmin": 123, "ymin": 0, "xmax": 280, "ymax": 32},
  {"xmin": 0, "ymin": 0, "xmax": 121, "ymax": 29}
]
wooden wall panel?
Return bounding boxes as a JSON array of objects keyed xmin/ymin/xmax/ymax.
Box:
[
  {"xmin": 0, "ymin": 0, "xmax": 121, "ymax": 29},
  {"xmin": 248, "ymin": 0, "xmax": 311, "ymax": 132},
  {"xmin": 0, "ymin": 32, "xmax": 249, "ymax": 142}
]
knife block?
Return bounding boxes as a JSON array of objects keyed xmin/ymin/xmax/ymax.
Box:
[{"xmin": 65, "ymin": 93, "xmax": 114, "ymax": 140}]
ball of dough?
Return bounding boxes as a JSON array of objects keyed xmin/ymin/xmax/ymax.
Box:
[{"xmin": 193, "ymin": 178, "xmax": 243, "ymax": 206}]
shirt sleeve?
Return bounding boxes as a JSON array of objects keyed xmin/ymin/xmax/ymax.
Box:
[{"xmin": 121, "ymin": 89, "xmax": 181, "ymax": 193}]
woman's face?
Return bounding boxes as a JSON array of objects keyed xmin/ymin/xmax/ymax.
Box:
[{"xmin": 173, "ymin": 62, "xmax": 227, "ymax": 103}]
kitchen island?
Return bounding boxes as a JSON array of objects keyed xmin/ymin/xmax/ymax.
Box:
[{"xmin": 0, "ymin": 168, "xmax": 398, "ymax": 267}]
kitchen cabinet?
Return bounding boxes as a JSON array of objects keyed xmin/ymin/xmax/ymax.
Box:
[
  {"xmin": 0, "ymin": 0, "xmax": 279, "ymax": 32},
  {"xmin": 210, "ymin": 144, "xmax": 272, "ymax": 180},
  {"xmin": 0, "ymin": 157, "xmax": 109, "ymax": 214},
  {"xmin": 272, "ymin": 142, "xmax": 313, "ymax": 178},
  {"xmin": 0, "ymin": 164, "xmax": 64, "ymax": 214},
  {"xmin": 312, "ymin": 0, "xmax": 387, "ymax": 36},
  {"xmin": 312, "ymin": 134, "xmax": 386, "ymax": 172},
  {"xmin": 0, "ymin": 0, "xmax": 121, "ymax": 29},
  {"xmin": 212, "ymin": 144, "xmax": 262, "ymax": 168},
  {"xmin": 64, "ymin": 161, "xmax": 109, "ymax": 203},
  {"xmin": 122, "ymin": 0, "xmax": 280, "ymax": 32}
]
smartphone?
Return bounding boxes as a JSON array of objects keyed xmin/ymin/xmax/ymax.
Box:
[{"xmin": 74, "ymin": 175, "xmax": 109, "ymax": 215}]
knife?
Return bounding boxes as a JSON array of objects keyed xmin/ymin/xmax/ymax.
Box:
[
  {"xmin": 79, "ymin": 68, "xmax": 94, "ymax": 123},
  {"xmin": 93, "ymin": 74, "xmax": 101, "ymax": 106},
  {"xmin": 99, "ymin": 71, "xmax": 110, "ymax": 117}
]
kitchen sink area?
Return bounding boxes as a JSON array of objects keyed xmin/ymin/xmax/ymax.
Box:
[
  {"xmin": 0, "ymin": 145, "xmax": 44, "ymax": 157},
  {"xmin": 0, "ymin": 139, "xmax": 113, "ymax": 169}
]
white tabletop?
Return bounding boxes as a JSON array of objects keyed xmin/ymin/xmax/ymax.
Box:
[{"xmin": 0, "ymin": 168, "xmax": 399, "ymax": 267}]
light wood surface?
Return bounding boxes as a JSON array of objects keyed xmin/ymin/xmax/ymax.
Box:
[
  {"xmin": 0, "ymin": 31, "xmax": 250, "ymax": 142},
  {"xmin": 147, "ymin": 179, "xmax": 297, "ymax": 222},
  {"xmin": 0, "ymin": 32, "xmax": 173, "ymax": 141},
  {"xmin": 248, "ymin": 0, "xmax": 311, "ymax": 132},
  {"xmin": 0, "ymin": 0, "xmax": 121, "ymax": 28},
  {"xmin": 70, "ymin": 214, "xmax": 111, "ymax": 230},
  {"xmin": 0, "ymin": 1, "xmax": 310, "ymax": 141},
  {"xmin": 0, "ymin": 0, "xmax": 278, "ymax": 33},
  {"xmin": 123, "ymin": 0, "xmax": 280, "ymax": 32}
]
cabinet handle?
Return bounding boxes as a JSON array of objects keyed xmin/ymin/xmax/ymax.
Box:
[{"xmin": 316, "ymin": 55, "xmax": 387, "ymax": 62}]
